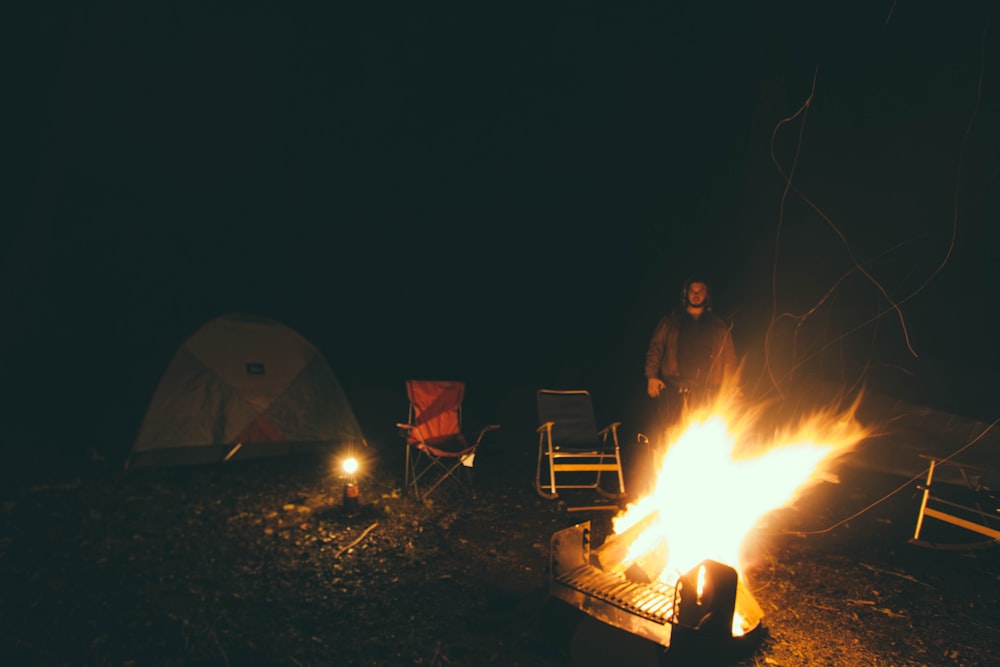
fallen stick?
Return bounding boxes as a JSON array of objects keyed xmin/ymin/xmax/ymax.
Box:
[
  {"xmin": 335, "ymin": 521, "xmax": 378, "ymax": 558},
  {"xmin": 858, "ymin": 562, "xmax": 935, "ymax": 589}
]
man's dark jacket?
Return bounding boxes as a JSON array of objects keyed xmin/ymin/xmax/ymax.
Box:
[{"xmin": 644, "ymin": 308, "xmax": 737, "ymax": 389}]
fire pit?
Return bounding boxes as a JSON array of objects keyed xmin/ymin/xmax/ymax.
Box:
[
  {"xmin": 547, "ymin": 385, "xmax": 871, "ymax": 657},
  {"xmin": 549, "ymin": 520, "xmax": 764, "ymax": 652}
]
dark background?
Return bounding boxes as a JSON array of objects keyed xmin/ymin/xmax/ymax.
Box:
[{"xmin": 4, "ymin": 1, "xmax": 999, "ymax": 463}]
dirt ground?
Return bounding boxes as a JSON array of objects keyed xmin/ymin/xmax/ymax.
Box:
[{"xmin": 1, "ymin": 425, "xmax": 998, "ymax": 667}]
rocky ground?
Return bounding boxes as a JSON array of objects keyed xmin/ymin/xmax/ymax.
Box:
[{"xmin": 1, "ymin": 425, "xmax": 998, "ymax": 667}]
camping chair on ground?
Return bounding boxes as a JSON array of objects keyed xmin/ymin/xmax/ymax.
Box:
[
  {"xmin": 398, "ymin": 380, "xmax": 500, "ymax": 502},
  {"xmin": 910, "ymin": 454, "xmax": 1000, "ymax": 549},
  {"xmin": 535, "ymin": 389, "xmax": 626, "ymax": 503}
]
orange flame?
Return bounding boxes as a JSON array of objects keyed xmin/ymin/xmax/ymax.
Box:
[{"xmin": 614, "ymin": 385, "xmax": 870, "ymax": 585}]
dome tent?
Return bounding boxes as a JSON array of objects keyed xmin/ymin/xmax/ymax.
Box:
[{"xmin": 127, "ymin": 313, "xmax": 364, "ymax": 468}]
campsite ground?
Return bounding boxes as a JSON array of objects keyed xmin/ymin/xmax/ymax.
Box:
[{"xmin": 2, "ymin": 388, "xmax": 999, "ymax": 667}]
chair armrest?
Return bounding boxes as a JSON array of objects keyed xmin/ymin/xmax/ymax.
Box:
[
  {"xmin": 597, "ymin": 421, "xmax": 622, "ymax": 437},
  {"xmin": 537, "ymin": 421, "xmax": 554, "ymax": 434},
  {"xmin": 918, "ymin": 454, "xmax": 990, "ymax": 473},
  {"xmin": 474, "ymin": 424, "xmax": 501, "ymax": 438},
  {"xmin": 472, "ymin": 423, "xmax": 501, "ymax": 446},
  {"xmin": 397, "ymin": 423, "xmax": 418, "ymax": 442}
]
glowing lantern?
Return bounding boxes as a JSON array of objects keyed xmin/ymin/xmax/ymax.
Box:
[{"xmin": 342, "ymin": 456, "xmax": 360, "ymax": 514}]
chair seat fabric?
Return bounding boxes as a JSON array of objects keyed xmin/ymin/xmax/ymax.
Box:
[{"xmin": 419, "ymin": 434, "xmax": 473, "ymax": 457}]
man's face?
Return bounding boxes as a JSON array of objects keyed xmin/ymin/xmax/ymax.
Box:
[{"xmin": 686, "ymin": 282, "xmax": 708, "ymax": 308}]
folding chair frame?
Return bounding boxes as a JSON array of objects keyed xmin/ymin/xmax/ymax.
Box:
[
  {"xmin": 535, "ymin": 389, "xmax": 627, "ymax": 501},
  {"xmin": 911, "ymin": 454, "xmax": 1000, "ymax": 549},
  {"xmin": 397, "ymin": 380, "xmax": 500, "ymax": 503}
]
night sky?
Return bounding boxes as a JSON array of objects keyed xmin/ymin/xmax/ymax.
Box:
[{"xmin": 5, "ymin": 1, "xmax": 999, "ymax": 459}]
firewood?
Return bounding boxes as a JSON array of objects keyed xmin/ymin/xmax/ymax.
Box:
[{"xmin": 590, "ymin": 510, "xmax": 660, "ymax": 573}]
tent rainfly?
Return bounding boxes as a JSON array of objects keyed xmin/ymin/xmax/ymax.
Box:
[{"xmin": 127, "ymin": 313, "xmax": 365, "ymax": 469}]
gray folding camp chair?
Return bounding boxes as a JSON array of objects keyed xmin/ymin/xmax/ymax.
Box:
[{"xmin": 535, "ymin": 389, "xmax": 626, "ymax": 501}]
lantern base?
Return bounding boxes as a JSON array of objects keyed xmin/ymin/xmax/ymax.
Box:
[{"xmin": 343, "ymin": 482, "xmax": 360, "ymax": 514}]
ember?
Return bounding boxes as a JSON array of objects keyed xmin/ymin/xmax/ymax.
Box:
[{"xmin": 551, "ymin": 384, "xmax": 871, "ymax": 650}]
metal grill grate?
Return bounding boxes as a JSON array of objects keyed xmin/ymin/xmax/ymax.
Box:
[{"xmin": 555, "ymin": 564, "xmax": 677, "ymax": 624}]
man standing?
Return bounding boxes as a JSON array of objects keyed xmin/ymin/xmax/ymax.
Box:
[{"xmin": 644, "ymin": 275, "xmax": 738, "ymax": 438}]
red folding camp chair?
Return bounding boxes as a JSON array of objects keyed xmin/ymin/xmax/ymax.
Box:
[{"xmin": 397, "ymin": 380, "xmax": 500, "ymax": 502}]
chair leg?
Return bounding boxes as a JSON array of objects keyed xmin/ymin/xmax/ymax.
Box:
[
  {"xmin": 615, "ymin": 458, "xmax": 627, "ymax": 496},
  {"xmin": 404, "ymin": 444, "xmax": 416, "ymax": 498},
  {"xmin": 594, "ymin": 451, "xmax": 627, "ymax": 500},
  {"xmin": 465, "ymin": 466, "xmax": 477, "ymax": 500},
  {"xmin": 415, "ymin": 456, "xmax": 478, "ymax": 502},
  {"xmin": 613, "ymin": 448, "xmax": 627, "ymax": 496},
  {"xmin": 404, "ymin": 444, "xmax": 409, "ymax": 485},
  {"xmin": 535, "ymin": 436, "xmax": 558, "ymax": 499}
]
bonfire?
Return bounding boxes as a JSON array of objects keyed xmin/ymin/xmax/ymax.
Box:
[{"xmin": 549, "ymin": 377, "xmax": 872, "ymax": 646}]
